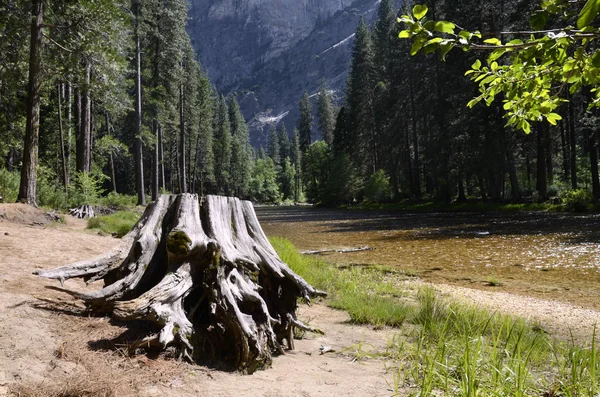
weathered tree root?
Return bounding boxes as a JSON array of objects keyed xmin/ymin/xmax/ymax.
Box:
[{"xmin": 37, "ymin": 194, "xmax": 326, "ymax": 373}]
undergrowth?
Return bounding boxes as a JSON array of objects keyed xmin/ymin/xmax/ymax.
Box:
[{"xmin": 272, "ymin": 237, "xmax": 600, "ymax": 396}]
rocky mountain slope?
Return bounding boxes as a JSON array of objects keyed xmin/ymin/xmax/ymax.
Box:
[{"xmin": 188, "ymin": 0, "xmax": 392, "ymax": 146}]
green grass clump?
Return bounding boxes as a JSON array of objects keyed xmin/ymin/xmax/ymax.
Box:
[
  {"xmin": 87, "ymin": 210, "xmax": 140, "ymax": 237},
  {"xmin": 271, "ymin": 237, "xmax": 412, "ymax": 327},
  {"xmin": 271, "ymin": 237, "xmax": 600, "ymax": 396}
]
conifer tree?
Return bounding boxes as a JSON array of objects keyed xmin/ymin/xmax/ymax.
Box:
[
  {"xmin": 317, "ymin": 85, "xmax": 336, "ymax": 146},
  {"xmin": 297, "ymin": 91, "xmax": 313, "ymax": 153},
  {"xmin": 291, "ymin": 128, "xmax": 302, "ymax": 201},
  {"xmin": 277, "ymin": 124, "xmax": 291, "ymax": 166},
  {"xmin": 345, "ymin": 17, "xmax": 376, "ymax": 174},
  {"xmin": 192, "ymin": 72, "xmax": 215, "ymax": 195},
  {"xmin": 267, "ymin": 127, "xmax": 280, "ymax": 167},
  {"xmin": 212, "ymin": 95, "xmax": 231, "ymax": 194},
  {"xmin": 228, "ymin": 97, "xmax": 252, "ymax": 197}
]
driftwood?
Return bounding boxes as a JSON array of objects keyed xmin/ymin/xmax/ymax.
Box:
[
  {"xmin": 37, "ymin": 194, "xmax": 326, "ymax": 373},
  {"xmin": 69, "ymin": 204, "xmax": 95, "ymax": 219},
  {"xmin": 300, "ymin": 246, "xmax": 374, "ymax": 255}
]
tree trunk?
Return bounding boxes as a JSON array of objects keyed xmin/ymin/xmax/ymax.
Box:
[
  {"xmin": 66, "ymin": 81, "xmax": 72, "ymax": 181},
  {"xmin": 179, "ymin": 80, "xmax": 187, "ymax": 193},
  {"xmin": 560, "ymin": 118, "xmax": 570, "ymax": 184},
  {"xmin": 536, "ymin": 123, "xmax": 548, "ymax": 200},
  {"xmin": 586, "ymin": 129, "xmax": 600, "ymax": 201},
  {"xmin": 105, "ymin": 112, "xmax": 117, "ymax": 193},
  {"xmin": 409, "ymin": 78, "xmax": 421, "ymax": 200},
  {"xmin": 57, "ymin": 84, "xmax": 68, "ymax": 190},
  {"xmin": 17, "ymin": 0, "xmax": 43, "ymax": 206},
  {"xmin": 133, "ymin": 0, "xmax": 145, "ymax": 206},
  {"xmin": 152, "ymin": 120, "xmax": 159, "ymax": 201},
  {"xmin": 568, "ymin": 94, "xmax": 577, "ymax": 189},
  {"xmin": 159, "ymin": 123, "xmax": 166, "ymax": 191},
  {"xmin": 37, "ymin": 194, "xmax": 326, "ymax": 373},
  {"xmin": 76, "ymin": 63, "xmax": 92, "ymax": 173}
]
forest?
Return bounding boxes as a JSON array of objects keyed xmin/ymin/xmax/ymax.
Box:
[{"xmin": 1, "ymin": 0, "xmax": 599, "ymax": 209}]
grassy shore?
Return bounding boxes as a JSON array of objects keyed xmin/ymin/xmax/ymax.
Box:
[{"xmin": 272, "ymin": 237, "xmax": 600, "ymax": 396}]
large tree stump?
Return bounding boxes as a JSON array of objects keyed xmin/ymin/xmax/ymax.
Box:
[{"xmin": 37, "ymin": 194, "xmax": 326, "ymax": 373}]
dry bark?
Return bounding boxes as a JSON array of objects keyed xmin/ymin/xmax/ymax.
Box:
[
  {"xmin": 69, "ymin": 205, "xmax": 95, "ymax": 219},
  {"xmin": 37, "ymin": 194, "xmax": 325, "ymax": 373}
]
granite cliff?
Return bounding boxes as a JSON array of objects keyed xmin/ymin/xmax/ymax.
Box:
[{"xmin": 188, "ymin": 0, "xmax": 393, "ymax": 146}]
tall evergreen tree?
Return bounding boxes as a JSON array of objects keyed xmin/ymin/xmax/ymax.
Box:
[
  {"xmin": 229, "ymin": 97, "xmax": 251, "ymax": 197},
  {"xmin": 291, "ymin": 128, "xmax": 302, "ymax": 201},
  {"xmin": 277, "ymin": 124, "xmax": 291, "ymax": 165},
  {"xmin": 267, "ymin": 127, "xmax": 280, "ymax": 167},
  {"xmin": 212, "ymin": 95, "xmax": 231, "ymax": 194},
  {"xmin": 345, "ymin": 17, "xmax": 376, "ymax": 175},
  {"xmin": 317, "ymin": 84, "xmax": 336, "ymax": 146},
  {"xmin": 297, "ymin": 91, "xmax": 313, "ymax": 153},
  {"xmin": 192, "ymin": 71, "xmax": 215, "ymax": 194}
]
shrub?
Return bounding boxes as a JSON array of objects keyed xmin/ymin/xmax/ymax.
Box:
[
  {"xmin": 69, "ymin": 171, "xmax": 107, "ymax": 207},
  {"xmin": 562, "ymin": 189, "xmax": 593, "ymax": 212},
  {"xmin": 100, "ymin": 191, "xmax": 137, "ymax": 210},
  {"xmin": 0, "ymin": 169, "xmax": 19, "ymax": 202},
  {"xmin": 363, "ymin": 169, "xmax": 392, "ymax": 203}
]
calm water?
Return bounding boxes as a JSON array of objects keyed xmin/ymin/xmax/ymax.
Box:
[{"xmin": 256, "ymin": 206, "xmax": 600, "ymax": 309}]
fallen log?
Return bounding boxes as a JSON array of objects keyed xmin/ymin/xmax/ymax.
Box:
[
  {"xmin": 300, "ymin": 246, "xmax": 375, "ymax": 255},
  {"xmin": 37, "ymin": 194, "xmax": 325, "ymax": 373}
]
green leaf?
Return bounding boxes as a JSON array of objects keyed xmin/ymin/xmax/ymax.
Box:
[
  {"xmin": 410, "ymin": 38, "xmax": 425, "ymax": 56},
  {"xmin": 398, "ymin": 30, "xmax": 411, "ymax": 38},
  {"xmin": 530, "ymin": 10, "xmax": 549, "ymax": 30},
  {"xmin": 423, "ymin": 20, "xmax": 436, "ymax": 31},
  {"xmin": 591, "ymin": 51, "xmax": 600, "ymax": 68},
  {"xmin": 577, "ymin": 0, "xmax": 600, "ymax": 29},
  {"xmin": 472, "ymin": 59, "xmax": 482, "ymax": 70},
  {"xmin": 522, "ymin": 120, "xmax": 531, "ymax": 134},
  {"xmin": 440, "ymin": 42, "xmax": 455, "ymax": 60},
  {"xmin": 483, "ymin": 38, "xmax": 502, "ymax": 46},
  {"xmin": 425, "ymin": 37, "xmax": 443, "ymax": 45},
  {"xmin": 413, "ymin": 4, "xmax": 429, "ymax": 20},
  {"xmin": 434, "ymin": 21, "xmax": 455, "ymax": 34},
  {"xmin": 546, "ymin": 113, "xmax": 562, "ymax": 125},
  {"xmin": 458, "ymin": 30, "xmax": 471, "ymax": 40},
  {"xmin": 488, "ymin": 48, "xmax": 506, "ymax": 62}
]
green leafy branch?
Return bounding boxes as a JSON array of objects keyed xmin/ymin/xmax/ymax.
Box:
[{"xmin": 399, "ymin": 0, "xmax": 600, "ymax": 133}]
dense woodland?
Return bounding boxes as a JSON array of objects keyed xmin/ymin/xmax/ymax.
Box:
[
  {"xmin": 1, "ymin": 0, "xmax": 599, "ymax": 208},
  {"xmin": 295, "ymin": 0, "xmax": 600, "ymax": 206}
]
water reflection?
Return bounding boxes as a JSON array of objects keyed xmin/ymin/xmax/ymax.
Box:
[{"xmin": 256, "ymin": 206, "xmax": 600, "ymax": 309}]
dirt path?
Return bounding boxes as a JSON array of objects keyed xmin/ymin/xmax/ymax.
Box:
[
  {"xmin": 1, "ymin": 203, "xmax": 599, "ymax": 396},
  {"xmin": 0, "ymin": 205, "xmax": 396, "ymax": 396}
]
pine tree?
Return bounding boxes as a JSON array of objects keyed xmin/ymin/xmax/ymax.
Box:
[
  {"xmin": 345, "ymin": 17, "xmax": 376, "ymax": 175},
  {"xmin": 317, "ymin": 84, "xmax": 336, "ymax": 146},
  {"xmin": 228, "ymin": 97, "xmax": 252, "ymax": 197},
  {"xmin": 277, "ymin": 124, "xmax": 291, "ymax": 166},
  {"xmin": 291, "ymin": 128, "xmax": 302, "ymax": 201},
  {"xmin": 297, "ymin": 91, "xmax": 313, "ymax": 153},
  {"xmin": 267, "ymin": 127, "xmax": 280, "ymax": 167},
  {"xmin": 212, "ymin": 95, "xmax": 231, "ymax": 194},
  {"xmin": 192, "ymin": 71, "xmax": 215, "ymax": 194}
]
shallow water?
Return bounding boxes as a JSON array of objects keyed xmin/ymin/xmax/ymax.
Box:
[{"xmin": 256, "ymin": 206, "xmax": 600, "ymax": 309}]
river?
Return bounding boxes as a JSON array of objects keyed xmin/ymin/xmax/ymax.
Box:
[{"xmin": 256, "ymin": 206, "xmax": 600, "ymax": 309}]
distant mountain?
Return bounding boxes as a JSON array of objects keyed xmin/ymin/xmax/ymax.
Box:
[{"xmin": 187, "ymin": 0, "xmax": 391, "ymax": 147}]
